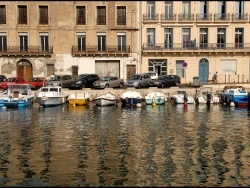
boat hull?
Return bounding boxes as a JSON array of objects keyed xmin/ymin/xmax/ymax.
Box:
[
  {"xmin": 220, "ymin": 93, "xmax": 248, "ymax": 107},
  {"xmin": 94, "ymin": 98, "xmax": 117, "ymax": 106},
  {"xmin": 37, "ymin": 96, "xmax": 67, "ymax": 107},
  {"xmin": 68, "ymin": 99, "xmax": 89, "ymax": 106},
  {"xmin": 121, "ymin": 98, "xmax": 142, "ymax": 107},
  {"xmin": 0, "ymin": 97, "xmax": 33, "ymax": 108},
  {"xmin": 145, "ymin": 98, "xmax": 165, "ymax": 105}
]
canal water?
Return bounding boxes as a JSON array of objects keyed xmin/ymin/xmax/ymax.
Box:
[{"xmin": 0, "ymin": 103, "xmax": 249, "ymax": 187}]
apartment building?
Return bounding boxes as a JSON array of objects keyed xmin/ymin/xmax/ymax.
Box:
[
  {"xmin": 0, "ymin": 1, "xmax": 139, "ymax": 81},
  {"xmin": 140, "ymin": 1, "xmax": 250, "ymax": 84}
]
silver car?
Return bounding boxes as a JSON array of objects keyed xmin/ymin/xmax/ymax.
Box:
[
  {"xmin": 126, "ymin": 73, "xmax": 152, "ymax": 89},
  {"xmin": 46, "ymin": 75, "xmax": 74, "ymax": 88},
  {"xmin": 93, "ymin": 76, "xmax": 124, "ymax": 89}
]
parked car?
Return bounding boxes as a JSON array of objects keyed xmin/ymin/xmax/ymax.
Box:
[
  {"xmin": 46, "ymin": 75, "xmax": 74, "ymax": 88},
  {"xmin": 146, "ymin": 72, "xmax": 159, "ymax": 86},
  {"xmin": 27, "ymin": 77, "xmax": 48, "ymax": 90},
  {"xmin": 126, "ymin": 73, "xmax": 152, "ymax": 89},
  {"xmin": 93, "ymin": 76, "xmax": 124, "ymax": 89},
  {"xmin": 0, "ymin": 77, "xmax": 27, "ymax": 90},
  {"xmin": 68, "ymin": 74, "xmax": 100, "ymax": 89},
  {"xmin": 0, "ymin": 75, "xmax": 7, "ymax": 82},
  {"xmin": 154, "ymin": 75, "xmax": 181, "ymax": 88}
]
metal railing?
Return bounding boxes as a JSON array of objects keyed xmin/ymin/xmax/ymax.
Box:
[{"xmin": 0, "ymin": 46, "xmax": 53, "ymax": 56}]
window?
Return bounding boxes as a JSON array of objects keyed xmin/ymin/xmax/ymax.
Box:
[
  {"xmin": 235, "ymin": 1, "xmax": 244, "ymax": 19},
  {"xmin": 0, "ymin": 5, "xmax": 6, "ymax": 24},
  {"xmin": 176, "ymin": 60, "xmax": 184, "ymax": 78},
  {"xmin": 182, "ymin": 28, "xmax": 190, "ymax": 48},
  {"xmin": 117, "ymin": 6, "xmax": 126, "ymax": 25},
  {"xmin": 97, "ymin": 6, "xmax": 106, "ymax": 25},
  {"xmin": 97, "ymin": 33, "xmax": 106, "ymax": 51},
  {"xmin": 19, "ymin": 32, "xmax": 28, "ymax": 51},
  {"xmin": 77, "ymin": 32, "xmax": 86, "ymax": 51},
  {"xmin": 165, "ymin": 1, "xmax": 173, "ymax": 20},
  {"xmin": 199, "ymin": 28, "xmax": 208, "ymax": 48},
  {"xmin": 147, "ymin": 1, "xmax": 155, "ymax": 20},
  {"xmin": 117, "ymin": 32, "xmax": 126, "ymax": 51},
  {"xmin": 182, "ymin": 1, "xmax": 190, "ymax": 19},
  {"xmin": 218, "ymin": 1, "xmax": 226, "ymax": 19},
  {"xmin": 0, "ymin": 32, "xmax": 7, "ymax": 51},
  {"xmin": 39, "ymin": 5, "xmax": 48, "ymax": 24},
  {"xmin": 164, "ymin": 28, "xmax": 173, "ymax": 49},
  {"xmin": 40, "ymin": 32, "xmax": 49, "ymax": 52},
  {"xmin": 18, "ymin": 5, "xmax": 27, "ymax": 24},
  {"xmin": 72, "ymin": 66, "xmax": 78, "ymax": 76},
  {"xmin": 235, "ymin": 28, "xmax": 243, "ymax": 48},
  {"xmin": 76, "ymin": 6, "xmax": 86, "ymax": 25},
  {"xmin": 147, "ymin": 28, "xmax": 155, "ymax": 47},
  {"xmin": 217, "ymin": 28, "xmax": 226, "ymax": 48},
  {"xmin": 200, "ymin": 1, "xmax": 208, "ymax": 19}
]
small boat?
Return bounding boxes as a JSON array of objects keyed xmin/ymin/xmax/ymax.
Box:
[
  {"xmin": 36, "ymin": 86, "xmax": 68, "ymax": 107},
  {"xmin": 171, "ymin": 90, "xmax": 195, "ymax": 104},
  {"xmin": 0, "ymin": 84, "xmax": 34, "ymax": 108},
  {"xmin": 68, "ymin": 91, "xmax": 91, "ymax": 106},
  {"xmin": 145, "ymin": 91, "xmax": 167, "ymax": 105},
  {"xmin": 219, "ymin": 86, "xmax": 248, "ymax": 107},
  {"xmin": 120, "ymin": 90, "xmax": 143, "ymax": 107},
  {"xmin": 194, "ymin": 87, "xmax": 220, "ymax": 105},
  {"xmin": 94, "ymin": 92, "xmax": 118, "ymax": 106}
]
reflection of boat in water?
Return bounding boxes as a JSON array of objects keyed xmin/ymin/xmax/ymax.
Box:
[
  {"xmin": 145, "ymin": 91, "xmax": 166, "ymax": 105},
  {"xmin": 0, "ymin": 84, "xmax": 34, "ymax": 108},
  {"xmin": 68, "ymin": 105, "xmax": 89, "ymax": 112},
  {"xmin": 219, "ymin": 86, "xmax": 248, "ymax": 107},
  {"xmin": 120, "ymin": 90, "xmax": 143, "ymax": 107}
]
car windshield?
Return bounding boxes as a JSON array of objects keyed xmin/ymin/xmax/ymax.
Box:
[
  {"xmin": 76, "ymin": 75, "xmax": 88, "ymax": 79},
  {"xmin": 29, "ymin": 78, "xmax": 41, "ymax": 82},
  {"xmin": 49, "ymin": 76, "xmax": 61, "ymax": 81},
  {"xmin": 101, "ymin": 77, "xmax": 110, "ymax": 81},
  {"xmin": 159, "ymin": 76, "xmax": 166, "ymax": 80},
  {"xmin": 129, "ymin": 75, "xmax": 140, "ymax": 80},
  {"xmin": 7, "ymin": 78, "xmax": 16, "ymax": 82},
  {"xmin": 148, "ymin": 73, "xmax": 155, "ymax": 76}
]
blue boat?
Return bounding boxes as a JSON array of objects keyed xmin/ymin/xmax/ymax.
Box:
[
  {"xmin": 219, "ymin": 86, "xmax": 248, "ymax": 107},
  {"xmin": 145, "ymin": 91, "xmax": 166, "ymax": 105},
  {"xmin": 120, "ymin": 90, "xmax": 143, "ymax": 107},
  {"xmin": 0, "ymin": 84, "xmax": 34, "ymax": 108}
]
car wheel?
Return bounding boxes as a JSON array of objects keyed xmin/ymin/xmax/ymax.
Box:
[
  {"xmin": 161, "ymin": 83, "xmax": 164, "ymax": 88},
  {"xmin": 175, "ymin": 82, "xmax": 179, "ymax": 86},
  {"xmin": 136, "ymin": 84, "xmax": 141, "ymax": 89},
  {"xmin": 105, "ymin": 84, "xmax": 109, "ymax": 88},
  {"xmin": 119, "ymin": 83, "xmax": 123, "ymax": 88}
]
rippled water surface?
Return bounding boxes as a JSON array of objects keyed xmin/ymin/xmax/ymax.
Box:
[{"xmin": 0, "ymin": 103, "xmax": 250, "ymax": 187}]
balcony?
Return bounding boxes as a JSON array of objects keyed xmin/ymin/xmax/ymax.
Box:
[
  {"xmin": 178, "ymin": 13, "xmax": 195, "ymax": 22},
  {"xmin": 232, "ymin": 13, "xmax": 248, "ymax": 22},
  {"xmin": 0, "ymin": 46, "xmax": 53, "ymax": 56},
  {"xmin": 196, "ymin": 13, "xmax": 213, "ymax": 22},
  {"xmin": 143, "ymin": 14, "xmax": 159, "ymax": 22},
  {"xmin": 72, "ymin": 45, "xmax": 130, "ymax": 57},
  {"xmin": 142, "ymin": 43, "xmax": 250, "ymax": 55},
  {"xmin": 214, "ymin": 13, "xmax": 230, "ymax": 22},
  {"xmin": 161, "ymin": 14, "xmax": 177, "ymax": 22}
]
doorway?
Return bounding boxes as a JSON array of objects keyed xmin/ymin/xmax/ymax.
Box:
[
  {"xmin": 16, "ymin": 59, "xmax": 33, "ymax": 81},
  {"xmin": 198, "ymin": 58, "xmax": 209, "ymax": 83}
]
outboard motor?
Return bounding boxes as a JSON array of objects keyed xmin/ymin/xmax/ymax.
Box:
[{"xmin": 207, "ymin": 92, "xmax": 211, "ymax": 105}]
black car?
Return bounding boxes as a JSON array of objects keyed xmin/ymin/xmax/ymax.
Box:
[
  {"xmin": 0, "ymin": 75, "xmax": 7, "ymax": 82},
  {"xmin": 154, "ymin": 75, "xmax": 181, "ymax": 88},
  {"xmin": 68, "ymin": 74, "xmax": 100, "ymax": 89}
]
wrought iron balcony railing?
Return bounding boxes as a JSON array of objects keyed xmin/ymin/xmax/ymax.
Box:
[
  {"xmin": 142, "ymin": 43, "xmax": 250, "ymax": 52},
  {"xmin": 0, "ymin": 46, "xmax": 53, "ymax": 56},
  {"xmin": 72, "ymin": 45, "xmax": 130, "ymax": 56},
  {"xmin": 143, "ymin": 14, "xmax": 159, "ymax": 22}
]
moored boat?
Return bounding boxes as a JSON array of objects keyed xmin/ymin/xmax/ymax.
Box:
[
  {"xmin": 171, "ymin": 90, "xmax": 195, "ymax": 105},
  {"xmin": 194, "ymin": 87, "xmax": 220, "ymax": 105},
  {"xmin": 36, "ymin": 86, "xmax": 68, "ymax": 107},
  {"xmin": 145, "ymin": 91, "xmax": 166, "ymax": 105},
  {"xmin": 0, "ymin": 84, "xmax": 34, "ymax": 108},
  {"xmin": 219, "ymin": 86, "xmax": 248, "ymax": 107},
  {"xmin": 120, "ymin": 90, "xmax": 143, "ymax": 107},
  {"xmin": 94, "ymin": 92, "xmax": 118, "ymax": 106},
  {"xmin": 68, "ymin": 91, "xmax": 91, "ymax": 106}
]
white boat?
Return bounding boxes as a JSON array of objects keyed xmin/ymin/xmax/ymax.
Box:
[
  {"xmin": 171, "ymin": 90, "xmax": 195, "ymax": 104},
  {"xmin": 195, "ymin": 87, "xmax": 220, "ymax": 104},
  {"xmin": 68, "ymin": 91, "xmax": 91, "ymax": 106},
  {"xmin": 94, "ymin": 92, "xmax": 118, "ymax": 106},
  {"xmin": 0, "ymin": 84, "xmax": 34, "ymax": 108},
  {"xmin": 120, "ymin": 90, "xmax": 143, "ymax": 107},
  {"xmin": 36, "ymin": 86, "xmax": 68, "ymax": 107},
  {"xmin": 145, "ymin": 91, "xmax": 167, "ymax": 105}
]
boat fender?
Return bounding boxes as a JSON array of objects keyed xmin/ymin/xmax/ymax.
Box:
[
  {"xmin": 152, "ymin": 101, "xmax": 156, "ymax": 106},
  {"xmin": 230, "ymin": 102, "xmax": 235, "ymax": 107}
]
